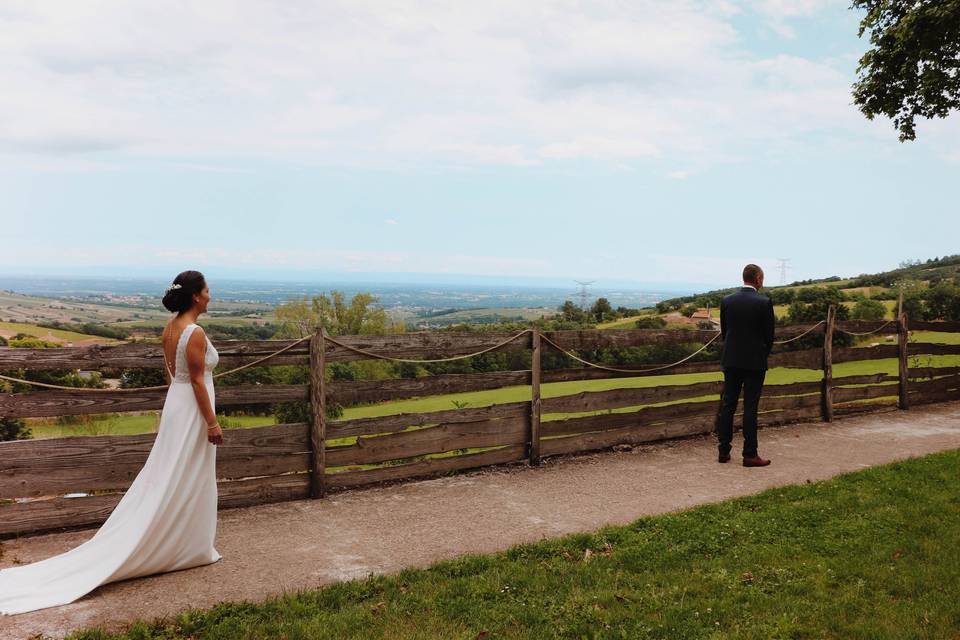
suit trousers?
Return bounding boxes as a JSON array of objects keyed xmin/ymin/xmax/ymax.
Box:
[{"xmin": 716, "ymin": 366, "xmax": 766, "ymax": 458}]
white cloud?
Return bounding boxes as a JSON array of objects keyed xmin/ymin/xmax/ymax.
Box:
[
  {"xmin": 0, "ymin": 243, "xmax": 556, "ymax": 277},
  {"xmin": 385, "ymin": 219, "xmax": 399, "ymax": 225},
  {"xmin": 0, "ymin": 1, "xmax": 892, "ymax": 170},
  {"xmin": 667, "ymin": 170, "xmax": 690, "ymax": 179}
]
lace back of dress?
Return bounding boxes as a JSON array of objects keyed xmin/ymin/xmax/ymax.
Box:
[{"xmin": 173, "ymin": 324, "xmax": 198, "ymax": 383}]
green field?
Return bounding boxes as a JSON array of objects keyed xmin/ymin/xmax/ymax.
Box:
[
  {"xmin": 0, "ymin": 321, "xmax": 120, "ymax": 344},
  {"xmin": 27, "ymin": 414, "xmax": 278, "ymax": 439},
  {"xmin": 68, "ymin": 449, "xmax": 960, "ymax": 640}
]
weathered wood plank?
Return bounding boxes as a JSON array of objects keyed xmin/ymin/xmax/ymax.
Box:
[
  {"xmin": 542, "ymin": 329, "xmax": 719, "ymax": 350},
  {"xmin": 540, "ymin": 419, "xmax": 713, "ymax": 458},
  {"xmin": 326, "ymin": 416, "xmax": 528, "ymax": 467},
  {"xmin": 766, "ymin": 348, "xmax": 824, "ymax": 370},
  {"xmin": 908, "ymin": 389, "xmax": 960, "ymax": 406},
  {"xmin": 309, "ymin": 330, "xmax": 326, "ymax": 498},
  {"xmin": 832, "ymin": 373, "xmax": 900, "ymax": 386},
  {"xmin": 541, "ymin": 380, "xmax": 723, "ymax": 415},
  {"xmin": 907, "ymin": 342, "xmax": 960, "ymax": 356},
  {"xmin": 822, "ymin": 305, "xmax": 835, "ymax": 422},
  {"xmin": 542, "ymin": 400, "xmax": 720, "ymax": 438},
  {"xmin": 908, "ymin": 366, "xmax": 960, "ymax": 379},
  {"xmin": 0, "ymin": 340, "xmax": 312, "ymax": 371},
  {"xmin": 832, "ymin": 344, "xmax": 901, "ymax": 363},
  {"xmin": 325, "ymin": 445, "xmax": 527, "ymax": 490},
  {"xmin": 327, "ymin": 402, "xmax": 529, "ymax": 439},
  {"xmin": 898, "ymin": 312, "xmax": 909, "ymax": 409},
  {"xmin": 0, "ymin": 474, "xmax": 312, "ymax": 537},
  {"xmin": 0, "ymin": 384, "xmax": 309, "ymax": 419},
  {"xmin": 324, "ymin": 332, "xmax": 530, "ymax": 363},
  {"xmin": 908, "ymin": 374, "xmax": 960, "ymax": 395},
  {"xmin": 832, "ymin": 384, "xmax": 900, "ymax": 403},
  {"xmin": 329, "ymin": 371, "xmax": 530, "ymax": 406},
  {"xmin": 833, "ymin": 400, "xmax": 899, "ymax": 417},
  {"xmin": 530, "ymin": 331, "xmax": 542, "ymax": 464},
  {"xmin": 835, "ymin": 320, "xmax": 900, "ymax": 335},
  {"xmin": 908, "ymin": 320, "xmax": 960, "ymax": 333},
  {"xmin": 763, "ymin": 381, "xmax": 824, "ymax": 396},
  {"xmin": 0, "ymin": 423, "xmax": 311, "ymax": 498},
  {"xmin": 540, "ymin": 361, "xmax": 722, "ymax": 382}
]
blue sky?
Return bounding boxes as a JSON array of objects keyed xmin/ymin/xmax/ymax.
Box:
[{"xmin": 1, "ymin": 1, "xmax": 957, "ymax": 290}]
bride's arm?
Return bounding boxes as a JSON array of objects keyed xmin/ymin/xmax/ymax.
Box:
[{"xmin": 186, "ymin": 329, "xmax": 222, "ymax": 444}]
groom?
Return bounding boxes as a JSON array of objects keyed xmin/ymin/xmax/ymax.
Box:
[{"xmin": 716, "ymin": 264, "xmax": 776, "ymax": 467}]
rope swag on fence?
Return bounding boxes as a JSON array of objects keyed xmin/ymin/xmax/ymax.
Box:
[{"xmin": 0, "ymin": 334, "xmax": 314, "ymax": 392}]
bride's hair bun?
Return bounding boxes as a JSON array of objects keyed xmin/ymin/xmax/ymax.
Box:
[{"xmin": 162, "ymin": 270, "xmax": 206, "ymax": 313}]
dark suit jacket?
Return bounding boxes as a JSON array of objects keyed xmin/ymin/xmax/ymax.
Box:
[{"xmin": 720, "ymin": 287, "xmax": 776, "ymax": 371}]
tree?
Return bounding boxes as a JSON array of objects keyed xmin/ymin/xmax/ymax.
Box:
[
  {"xmin": 852, "ymin": 0, "xmax": 960, "ymax": 141},
  {"xmin": 635, "ymin": 316, "xmax": 668, "ymax": 330},
  {"xmin": 590, "ymin": 298, "xmax": 613, "ymax": 322},
  {"xmin": 680, "ymin": 304, "xmax": 699, "ymax": 318},
  {"xmin": 558, "ymin": 300, "xmax": 589, "ymax": 324},
  {"xmin": 851, "ymin": 298, "xmax": 887, "ymax": 321},
  {"xmin": 924, "ymin": 282, "xmax": 960, "ymax": 320},
  {"xmin": 274, "ymin": 291, "xmax": 392, "ymax": 338}
]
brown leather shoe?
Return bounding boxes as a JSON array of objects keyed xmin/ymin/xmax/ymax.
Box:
[
  {"xmin": 718, "ymin": 453, "xmax": 731, "ymax": 463},
  {"xmin": 743, "ymin": 455, "xmax": 771, "ymax": 467}
]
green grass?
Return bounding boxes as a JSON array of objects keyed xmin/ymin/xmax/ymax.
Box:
[
  {"xmin": 0, "ymin": 321, "xmax": 119, "ymax": 343},
  {"xmin": 68, "ymin": 449, "xmax": 960, "ymax": 639},
  {"xmin": 27, "ymin": 414, "xmax": 277, "ymax": 439}
]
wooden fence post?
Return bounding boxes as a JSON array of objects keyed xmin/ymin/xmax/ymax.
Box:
[
  {"xmin": 529, "ymin": 329, "xmax": 542, "ymax": 465},
  {"xmin": 898, "ymin": 307, "xmax": 910, "ymax": 410},
  {"xmin": 822, "ymin": 305, "xmax": 835, "ymax": 422},
  {"xmin": 309, "ymin": 329, "xmax": 327, "ymax": 498}
]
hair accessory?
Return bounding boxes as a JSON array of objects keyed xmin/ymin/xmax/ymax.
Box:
[{"xmin": 166, "ymin": 283, "xmax": 182, "ymax": 294}]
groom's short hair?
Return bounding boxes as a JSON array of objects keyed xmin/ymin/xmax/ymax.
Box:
[{"xmin": 742, "ymin": 264, "xmax": 763, "ymax": 284}]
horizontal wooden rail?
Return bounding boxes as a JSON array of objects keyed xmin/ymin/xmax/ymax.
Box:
[
  {"xmin": 0, "ymin": 384, "xmax": 310, "ymax": 419},
  {"xmin": 0, "ymin": 423, "xmax": 310, "ymax": 499},
  {"xmin": 327, "ymin": 416, "xmax": 527, "ymax": 467}
]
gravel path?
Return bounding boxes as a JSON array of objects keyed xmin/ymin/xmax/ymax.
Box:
[{"xmin": 3, "ymin": 401, "xmax": 959, "ymax": 639}]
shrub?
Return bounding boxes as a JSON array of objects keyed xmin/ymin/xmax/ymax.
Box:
[
  {"xmin": 0, "ymin": 417, "xmax": 31, "ymax": 441},
  {"xmin": 852, "ymin": 298, "xmax": 887, "ymax": 321}
]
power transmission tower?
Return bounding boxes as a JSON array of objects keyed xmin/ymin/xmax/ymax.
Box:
[
  {"xmin": 776, "ymin": 258, "xmax": 791, "ymax": 285},
  {"xmin": 574, "ymin": 280, "xmax": 595, "ymax": 310}
]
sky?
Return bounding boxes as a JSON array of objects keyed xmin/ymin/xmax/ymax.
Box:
[{"xmin": 0, "ymin": 0, "xmax": 957, "ymax": 290}]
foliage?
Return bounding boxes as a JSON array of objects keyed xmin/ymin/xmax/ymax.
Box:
[
  {"xmin": 852, "ymin": 0, "xmax": 960, "ymax": 141},
  {"xmin": 273, "ymin": 400, "xmax": 343, "ymax": 424},
  {"xmin": 785, "ymin": 287, "xmax": 850, "ymax": 324},
  {"xmin": 924, "ymin": 282, "xmax": 960, "ymax": 321},
  {"xmin": 634, "ymin": 316, "xmax": 667, "ymax": 330},
  {"xmin": 36, "ymin": 320, "xmax": 131, "ymax": 340},
  {"xmin": 680, "ymin": 303, "xmax": 699, "ymax": 318},
  {"xmin": 557, "ymin": 300, "xmax": 589, "ymax": 324},
  {"xmin": 274, "ymin": 291, "xmax": 393, "ymax": 338},
  {"xmin": 589, "ymin": 297, "xmax": 613, "ymax": 322},
  {"xmin": 0, "ymin": 335, "xmax": 6, "ymax": 346},
  {"xmin": 0, "ymin": 416, "xmax": 31, "ymax": 441},
  {"xmin": 119, "ymin": 368, "xmax": 166, "ymax": 389},
  {"xmin": 851, "ymin": 298, "xmax": 887, "ymax": 321}
]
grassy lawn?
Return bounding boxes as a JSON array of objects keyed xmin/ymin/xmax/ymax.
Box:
[{"xmin": 69, "ymin": 449, "xmax": 960, "ymax": 640}]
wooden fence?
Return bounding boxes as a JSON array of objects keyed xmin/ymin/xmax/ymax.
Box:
[{"xmin": 1, "ymin": 313, "xmax": 959, "ymax": 537}]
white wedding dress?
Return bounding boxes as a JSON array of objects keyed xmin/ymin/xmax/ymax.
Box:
[{"xmin": 0, "ymin": 323, "xmax": 222, "ymax": 615}]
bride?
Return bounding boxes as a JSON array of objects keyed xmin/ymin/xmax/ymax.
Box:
[{"xmin": 0, "ymin": 270, "xmax": 225, "ymax": 615}]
